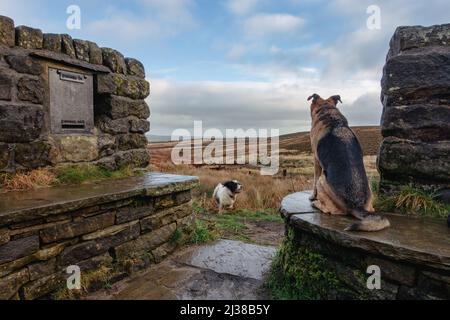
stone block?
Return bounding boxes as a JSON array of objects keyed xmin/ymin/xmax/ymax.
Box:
[
  {"xmin": 0, "ymin": 228, "xmax": 9, "ymax": 246},
  {"xmin": 102, "ymin": 48, "xmax": 126, "ymax": 74},
  {"xmin": 28, "ymin": 258, "xmax": 56, "ymax": 281},
  {"xmin": 152, "ymin": 242, "xmax": 177, "ymax": 264},
  {"xmin": 116, "ymin": 133, "xmax": 148, "ymax": 151},
  {"xmin": 116, "ymin": 201, "xmax": 154, "ymax": 224},
  {"xmin": 0, "ymin": 16, "xmax": 15, "ymax": 47},
  {"xmin": 15, "ymin": 26, "xmax": 43, "ymax": 49},
  {"xmin": 0, "ymin": 236, "xmax": 39, "ymax": 265},
  {"xmin": 97, "ymin": 73, "xmax": 150, "ymax": 100},
  {"xmin": 417, "ymin": 271, "xmax": 450, "ymax": 299},
  {"xmin": 81, "ymin": 220, "xmax": 139, "ymax": 241},
  {"xmin": 96, "ymin": 95, "xmax": 150, "ymax": 120},
  {"xmin": 59, "ymin": 221, "xmax": 140, "ymax": 266},
  {"xmin": 0, "ymin": 72, "xmax": 12, "ymax": 101},
  {"xmin": 366, "ymin": 256, "xmax": 417, "ymax": 287},
  {"xmin": 141, "ymin": 203, "xmax": 192, "ymax": 232},
  {"xmin": 5, "ymin": 55, "xmax": 43, "ymax": 75},
  {"xmin": 0, "ymin": 104, "xmax": 44, "ymax": 143},
  {"xmin": 0, "ymin": 268, "xmax": 29, "ymax": 300},
  {"xmin": 96, "ymin": 115, "xmax": 130, "ymax": 135},
  {"xmin": 388, "ymin": 24, "xmax": 450, "ymax": 59},
  {"xmin": 77, "ymin": 252, "xmax": 113, "ymax": 272},
  {"xmin": 61, "ymin": 34, "xmax": 76, "ymax": 58},
  {"xmin": 115, "ymin": 148, "xmax": 149, "ymax": 169},
  {"xmin": 73, "ymin": 39, "xmax": 90, "ymax": 62},
  {"xmin": 98, "ymin": 134, "xmax": 116, "ymax": 158},
  {"xmin": 50, "ymin": 135, "xmax": 99, "ymax": 163},
  {"xmin": 382, "ymin": 104, "xmax": 450, "ymax": 142},
  {"xmin": 17, "ymin": 76, "xmax": 44, "ymax": 104},
  {"xmin": 21, "ymin": 272, "xmax": 64, "ymax": 300},
  {"xmin": 379, "ymin": 137, "xmax": 450, "ymax": 182},
  {"xmin": 125, "ymin": 58, "xmax": 145, "ymax": 78},
  {"xmin": 40, "ymin": 212, "xmax": 116, "ymax": 244},
  {"xmin": 129, "ymin": 117, "xmax": 150, "ymax": 134},
  {"xmin": 43, "ymin": 33, "xmax": 62, "ymax": 52},
  {"xmin": 88, "ymin": 41, "xmax": 102, "ymax": 65},
  {"xmin": 0, "ymin": 143, "xmax": 10, "ymax": 170},
  {"xmin": 14, "ymin": 141, "xmax": 53, "ymax": 169}
]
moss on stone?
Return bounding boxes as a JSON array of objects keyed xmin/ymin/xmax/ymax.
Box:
[{"xmin": 267, "ymin": 229, "xmax": 343, "ymax": 300}]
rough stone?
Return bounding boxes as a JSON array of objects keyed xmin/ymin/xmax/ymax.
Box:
[
  {"xmin": 81, "ymin": 221, "xmax": 139, "ymax": 241},
  {"xmin": 116, "ymin": 201, "xmax": 154, "ymax": 224},
  {"xmin": 17, "ymin": 76, "xmax": 44, "ymax": 104},
  {"xmin": 417, "ymin": 271, "xmax": 450, "ymax": 298},
  {"xmin": 0, "ymin": 16, "xmax": 15, "ymax": 47},
  {"xmin": 382, "ymin": 47, "xmax": 450, "ymax": 106},
  {"xmin": 77, "ymin": 252, "xmax": 113, "ymax": 272},
  {"xmin": 382, "ymin": 104, "xmax": 450, "ymax": 142},
  {"xmin": 115, "ymin": 223, "xmax": 177, "ymax": 262},
  {"xmin": 59, "ymin": 221, "xmax": 140, "ymax": 266},
  {"xmin": 5, "ymin": 55, "xmax": 43, "ymax": 75},
  {"xmin": 116, "ymin": 133, "xmax": 148, "ymax": 151},
  {"xmin": 378, "ymin": 137, "xmax": 450, "ymax": 183},
  {"xmin": 102, "ymin": 48, "xmax": 126, "ymax": 74},
  {"xmin": 50, "ymin": 135, "xmax": 99, "ymax": 163},
  {"xmin": 115, "ymin": 149, "xmax": 150, "ymax": 169},
  {"xmin": 366, "ymin": 257, "xmax": 417, "ymax": 287},
  {"xmin": 0, "ymin": 72, "xmax": 12, "ymax": 101},
  {"xmin": 125, "ymin": 58, "xmax": 145, "ymax": 78},
  {"xmin": 0, "ymin": 236, "xmax": 39, "ymax": 265},
  {"xmin": 388, "ymin": 24, "xmax": 450, "ymax": 59},
  {"xmin": 0, "ymin": 104, "xmax": 43, "ymax": 143},
  {"xmin": 96, "ymin": 95, "xmax": 150, "ymax": 120},
  {"xmin": 61, "ymin": 34, "xmax": 76, "ymax": 58},
  {"xmin": 43, "ymin": 33, "xmax": 62, "ymax": 52},
  {"xmin": 14, "ymin": 141, "xmax": 52, "ymax": 169},
  {"xmin": 140, "ymin": 205, "xmax": 189, "ymax": 232},
  {"xmin": 0, "ymin": 144, "xmax": 10, "ymax": 170},
  {"xmin": 21, "ymin": 272, "xmax": 64, "ymax": 300},
  {"xmin": 152, "ymin": 242, "xmax": 177, "ymax": 264},
  {"xmin": 95, "ymin": 156, "xmax": 117, "ymax": 172},
  {"xmin": 15, "ymin": 26, "xmax": 43, "ymax": 49},
  {"xmin": 0, "ymin": 228, "xmax": 9, "ymax": 245},
  {"xmin": 28, "ymin": 258, "xmax": 56, "ymax": 281},
  {"xmin": 97, "ymin": 73, "xmax": 150, "ymax": 100},
  {"xmin": 73, "ymin": 39, "xmax": 90, "ymax": 62},
  {"xmin": 0, "ymin": 268, "xmax": 29, "ymax": 300},
  {"xmin": 129, "ymin": 117, "xmax": 150, "ymax": 134},
  {"xmin": 98, "ymin": 134, "xmax": 116, "ymax": 158},
  {"xmin": 96, "ymin": 115, "xmax": 129, "ymax": 135},
  {"xmin": 88, "ymin": 41, "xmax": 102, "ymax": 65},
  {"xmin": 40, "ymin": 212, "xmax": 116, "ymax": 244}
]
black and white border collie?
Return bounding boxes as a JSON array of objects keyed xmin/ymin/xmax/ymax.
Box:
[{"xmin": 213, "ymin": 180, "xmax": 243, "ymax": 213}]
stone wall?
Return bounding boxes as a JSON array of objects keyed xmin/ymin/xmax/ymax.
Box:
[
  {"xmin": 0, "ymin": 173, "xmax": 198, "ymax": 300},
  {"xmin": 379, "ymin": 24, "xmax": 450, "ymax": 196},
  {"xmin": 0, "ymin": 15, "xmax": 151, "ymax": 173},
  {"xmin": 279, "ymin": 192, "xmax": 450, "ymax": 300}
]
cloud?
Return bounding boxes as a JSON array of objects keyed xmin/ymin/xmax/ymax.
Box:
[
  {"xmin": 225, "ymin": 0, "xmax": 260, "ymax": 16},
  {"xmin": 227, "ymin": 44, "xmax": 248, "ymax": 60},
  {"xmin": 244, "ymin": 13, "xmax": 305, "ymax": 38}
]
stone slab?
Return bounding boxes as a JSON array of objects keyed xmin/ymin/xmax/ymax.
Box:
[
  {"xmin": 178, "ymin": 240, "xmax": 277, "ymax": 281},
  {"xmin": 0, "ymin": 173, "xmax": 199, "ymax": 227},
  {"xmin": 30, "ymin": 51, "xmax": 110, "ymax": 73},
  {"xmin": 282, "ymin": 194, "xmax": 450, "ymax": 271}
]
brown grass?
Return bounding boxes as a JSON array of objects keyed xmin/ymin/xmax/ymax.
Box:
[{"xmin": 1, "ymin": 168, "xmax": 57, "ymax": 192}]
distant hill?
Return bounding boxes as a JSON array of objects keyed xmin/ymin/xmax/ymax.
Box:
[{"xmin": 279, "ymin": 126, "xmax": 382, "ymax": 156}]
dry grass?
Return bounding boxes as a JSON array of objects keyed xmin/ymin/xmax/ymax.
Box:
[
  {"xmin": 0, "ymin": 168, "xmax": 57, "ymax": 192},
  {"xmin": 154, "ymin": 162, "xmax": 312, "ymax": 212}
]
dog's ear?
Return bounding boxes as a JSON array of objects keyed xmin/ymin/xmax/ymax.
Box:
[
  {"xmin": 330, "ymin": 95, "xmax": 343, "ymax": 105},
  {"xmin": 223, "ymin": 181, "xmax": 238, "ymax": 193},
  {"xmin": 307, "ymin": 94, "xmax": 321, "ymax": 103}
]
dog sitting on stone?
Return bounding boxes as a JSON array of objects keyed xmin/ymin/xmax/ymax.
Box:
[
  {"xmin": 308, "ymin": 94, "xmax": 390, "ymax": 232},
  {"xmin": 213, "ymin": 180, "xmax": 243, "ymax": 213}
]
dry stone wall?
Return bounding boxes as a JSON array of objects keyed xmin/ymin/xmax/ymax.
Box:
[
  {"xmin": 379, "ymin": 24, "xmax": 450, "ymax": 197},
  {"xmin": 0, "ymin": 173, "xmax": 198, "ymax": 300},
  {"xmin": 0, "ymin": 15, "xmax": 151, "ymax": 173}
]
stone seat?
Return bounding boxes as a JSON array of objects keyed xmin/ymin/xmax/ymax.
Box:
[{"xmin": 280, "ymin": 191, "xmax": 450, "ymax": 299}]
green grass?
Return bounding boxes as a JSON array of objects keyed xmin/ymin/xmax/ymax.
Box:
[
  {"xmin": 190, "ymin": 219, "xmax": 218, "ymax": 244},
  {"xmin": 55, "ymin": 165, "xmax": 136, "ymax": 185},
  {"xmin": 374, "ymin": 185, "xmax": 450, "ymax": 219}
]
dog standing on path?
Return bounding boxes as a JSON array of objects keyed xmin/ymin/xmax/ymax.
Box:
[
  {"xmin": 308, "ymin": 94, "xmax": 390, "ymax": 232},
  {"xmin": 213, "ymin": 180, "xmax": 243, "ymax": 214}
]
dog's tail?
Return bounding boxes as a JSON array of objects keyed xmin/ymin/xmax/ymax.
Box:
[{"xmin": 345, "ymin": 209, "xmax": 391, "ymax": 232}]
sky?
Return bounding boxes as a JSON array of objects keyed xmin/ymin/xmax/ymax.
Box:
[{"xmin": 1, "ymin": 0, "xmax": 450, "ymax": 136}]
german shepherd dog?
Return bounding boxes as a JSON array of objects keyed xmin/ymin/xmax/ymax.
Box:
[{"xmin": 308, "ymin": 94, "xmax": 390, "ymax": 232}]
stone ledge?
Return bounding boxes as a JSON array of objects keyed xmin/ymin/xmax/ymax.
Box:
[
  {"xmin": 0, "ymin": 173, "xmax": 199, "ymax": 227},
  {"xmin": 281, "ymin": 192, "xmax": 450, "ymax": 271}
]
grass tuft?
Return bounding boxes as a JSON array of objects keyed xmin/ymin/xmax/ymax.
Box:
[
  {"xmin": 190, "ymin": 219, "xmax": 218, "ymax": 244},
  {"xmin": 374, "ymin": 185, "xmax": 450, "ymax": 219},
  {"xmin": 0, "ymin": 168, "xmax": 56, "ymax": 191}
]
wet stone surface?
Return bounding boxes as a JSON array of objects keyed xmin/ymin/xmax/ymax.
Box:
[{"xmin": 86, "ymin": 240, "xmax": 277, "ymax": 300}]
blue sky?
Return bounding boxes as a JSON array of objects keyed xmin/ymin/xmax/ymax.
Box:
[{"xmin": 2, "ymin": 0, "xmax": 450, "ymax": 135}]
